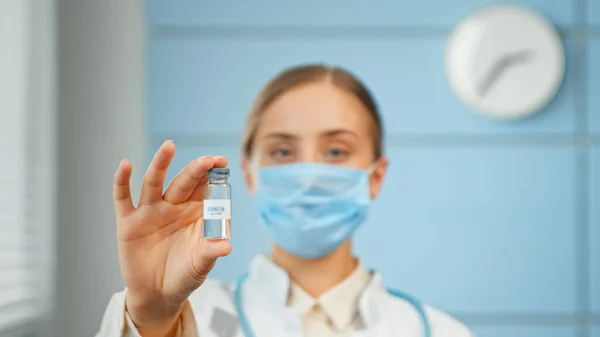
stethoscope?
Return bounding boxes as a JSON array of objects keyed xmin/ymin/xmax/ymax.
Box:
[{"xmin": 233, "ymin": 274, "xmax": 432, "ymax": 337}]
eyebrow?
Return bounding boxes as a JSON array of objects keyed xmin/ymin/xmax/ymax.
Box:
[
  {"xmin": 264, "ymin": 129, "xmax": 358, "ymax": 140},
  {"xmin": 321, "ymin": 129, "xmax": 359, "ymax": 139},
  {"xmin": 264, "ymin": 132, "xmax": 298, "ymax": 140}
]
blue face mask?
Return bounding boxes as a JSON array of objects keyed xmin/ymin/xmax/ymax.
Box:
[{"xmin": 253, "ymin": 163, "xmax": 373, "ymax": 259}]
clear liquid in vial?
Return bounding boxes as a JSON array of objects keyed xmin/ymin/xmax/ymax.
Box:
[
  {"xmin": 203, "ymin": 218, "xmax": 231, "ymax": 239},
  {"xmin": 203, "ymin": 168, "xmax": 231, "ymax": 239}
]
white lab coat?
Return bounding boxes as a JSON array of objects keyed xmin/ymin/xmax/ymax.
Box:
[{"xmin": 96, "ymin": 255, "xmax": 473, "ymax": 337}]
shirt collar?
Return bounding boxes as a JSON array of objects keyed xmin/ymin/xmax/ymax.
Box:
[
  {"xmin": 246, "ymin": 254, "xmax": 389, "ymax": 329},
  {"xmin": 287, "ymin": 283, "xmax": 316, "ymax": 316},
  {"xmin": 316, "ymin": 260, "xmax": 371, "ymax": 330}
]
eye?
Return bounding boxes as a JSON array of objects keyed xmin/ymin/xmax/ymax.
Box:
[
  {"xmin": 329, "ymin": 148, "xmax": 344, "ymax": 157},
  {"xmin": 274, "ymin": 148, "xmax": 291, "ymax": 158},
  {"xmin": 325, "ymin": 147, "xmax": 349, "ymax": 162},
  {"xmin": 269, "ymin": 146, "xmax": 296, "ymax": 163}
]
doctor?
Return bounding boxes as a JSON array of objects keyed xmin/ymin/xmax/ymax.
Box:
[{"xmin": 97, "ymin": 64, "xmax": 473, "ymax": 337}]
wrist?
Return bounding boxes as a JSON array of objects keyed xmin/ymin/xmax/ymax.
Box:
[{"xmin": 125, "ymin": 294, "xmax": 184, "ymax": 337}]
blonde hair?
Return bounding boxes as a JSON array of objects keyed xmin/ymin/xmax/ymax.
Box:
[{"xmin": 242, "ymin": 64, "xmax": 384, "ymax": 159}]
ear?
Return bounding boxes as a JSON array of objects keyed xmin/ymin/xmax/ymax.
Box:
[
  {"xmin": 369, "ymin": 156, "xmax": 389, "ymax": 200},
  {"xmin": 242, "ymin": 156, "xmax": 255, "ymax": 194}
]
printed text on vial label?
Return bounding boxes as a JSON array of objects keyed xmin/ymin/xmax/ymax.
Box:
[{"xmin": 203, "ymin": 199, "xmax": 231, "ymax": 220}]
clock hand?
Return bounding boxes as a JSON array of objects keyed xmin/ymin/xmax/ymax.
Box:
[
  {"xmin": 507, "ymin": 50, "xmax": 534, "ymax": 64},
  {"xmin": 477, "ymin": 56, "xmax": 511, "ymax": 98},
  {"xmin": 477, "ymin": 50, "xmax": 534, "ymax": 98}
]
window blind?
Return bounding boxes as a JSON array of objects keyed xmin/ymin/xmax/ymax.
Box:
[{"xmin": 0, "ymin": 0, "xmax": 39, "ymax": 334}]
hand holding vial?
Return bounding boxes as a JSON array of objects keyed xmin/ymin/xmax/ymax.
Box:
[{"xmin": 112, "ymin": 140, "xmax": 231, "ymax": 336}]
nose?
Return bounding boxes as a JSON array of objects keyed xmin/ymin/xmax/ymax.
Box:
[{"xmin": 297, "ymin": 140, "xmax": 321, "ymax": 164}]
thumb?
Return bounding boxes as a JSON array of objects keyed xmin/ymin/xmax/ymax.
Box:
[
  {"xmin": 190, "ymin": 239, "xmax": 232, "ymax": 281},
  {"xmin": 201, "ymin": 239, "xmax": 232, "ymax": 260}
]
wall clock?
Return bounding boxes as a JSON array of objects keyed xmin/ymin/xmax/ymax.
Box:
[{"xmin": 445, "ymin": 4, "xmax": 565, "ymax": 119}]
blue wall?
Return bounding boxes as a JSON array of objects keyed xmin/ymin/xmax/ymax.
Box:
[{"xmin": 145, "ymin": 1, "xmax": 599, "ymax": 336}]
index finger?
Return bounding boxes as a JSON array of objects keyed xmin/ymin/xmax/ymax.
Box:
[
  {"xmin": 212, "ymin": 155, "xmax": 228, "ymax": 169},
  {"xmin": 163, "ymin": 155, "xmax": 215, "ymax": 204},
  {"xmin": 189, "ymin": 155, "xmax": 229, "ymax": 202}
]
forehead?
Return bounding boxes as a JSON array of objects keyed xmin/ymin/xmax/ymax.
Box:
[{"xmin": 256, "ymin": 82, "xmax": 371, "ymax": 135}]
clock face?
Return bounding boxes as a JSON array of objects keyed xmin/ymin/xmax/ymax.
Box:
[{"xmin": 445, "ymin": 4, "xmax": 565, "ymax": 119}]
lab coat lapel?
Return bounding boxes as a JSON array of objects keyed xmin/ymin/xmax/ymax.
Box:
[
  {"xmin": 241, "ymin": 255, "xmax": 303, "ymax": 337},
  {"xmin": 355, "ymin": 272, "xmax": 425, "ymax": 337}
]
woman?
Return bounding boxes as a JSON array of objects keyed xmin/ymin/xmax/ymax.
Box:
[{"xmin": 97, "ymin": 65, "xmax": 473, "ymax": 337}]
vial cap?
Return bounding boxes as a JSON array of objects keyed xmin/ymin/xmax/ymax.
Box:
[{"xmin": 207, "ymin": 168, "xmax": 230, "ymax": 175}]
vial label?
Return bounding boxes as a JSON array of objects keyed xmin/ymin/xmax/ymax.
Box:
[{"xmin": 203, "ymin": 199, "xmax": 231, "ymax": 220}]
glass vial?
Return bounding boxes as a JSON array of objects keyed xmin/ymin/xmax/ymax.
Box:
[{"xmin": 203, "ymin": 168, "xmax": 231, "ymax": 239}]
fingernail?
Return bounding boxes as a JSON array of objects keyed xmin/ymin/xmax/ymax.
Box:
[
  {"xmin": 196, "ymin": 156, "xmax": 209, "ymax": 162},
  {"xmin": 212, "ymin": 155, "xmax": 223, "ymax": 160}
]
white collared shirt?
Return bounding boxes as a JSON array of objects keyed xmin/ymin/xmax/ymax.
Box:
[
  {"xmin": 96, "ymin": 255, "xmax": 474, "ymax": 337},
  {"xmin": 288, "ymin": 261, "xmax": 371, "ymax": 336}
]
